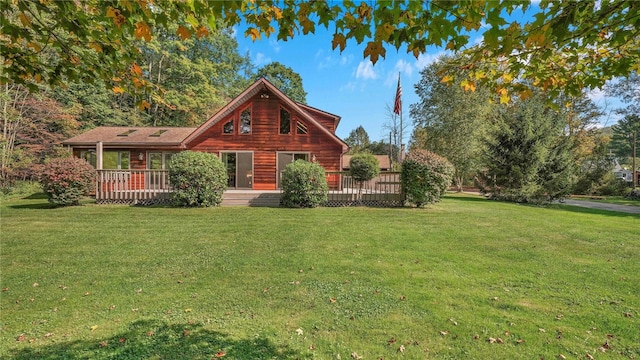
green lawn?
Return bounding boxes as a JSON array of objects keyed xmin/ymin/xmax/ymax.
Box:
[
  {"xmin": 1, "ymin": 194, "xmax": 638, "ymax": 359},
  {"xmin": 569, "ymin": 195, "xmax": 640, "ymax": 207}
]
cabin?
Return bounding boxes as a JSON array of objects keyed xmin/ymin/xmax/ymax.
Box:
[{"xmin": 62, "ymin": 78, "xmax": 349, "ymax": 200}]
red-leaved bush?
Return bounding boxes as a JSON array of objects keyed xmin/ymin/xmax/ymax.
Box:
[{"xmin": 39, "ymin": 157, "xmax": 95, "ymax": 206}]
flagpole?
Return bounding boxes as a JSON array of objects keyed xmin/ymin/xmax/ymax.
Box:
[{"xmin": 398, "ymin": 72, "xmax": 403, "ymax": 162}]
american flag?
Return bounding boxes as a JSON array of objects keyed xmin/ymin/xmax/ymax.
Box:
[{"xmin": 393, "ymin": 74, "xmax": 402, "ymax": 115}]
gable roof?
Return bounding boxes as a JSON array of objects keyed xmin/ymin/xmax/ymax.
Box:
[
  {"xmin": 62, "ymin": 127, "xmax": 196, "ymax": 147},
  {"xmin": 182, "ymin": 77, "xmax": 348, "ymax": 152}
]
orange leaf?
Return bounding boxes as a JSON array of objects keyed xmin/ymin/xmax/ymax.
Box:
[
  {"xmin": 214, "ymin": 351, "xmax": 226, "ymax": 358},
  {"xmin": 112, "ymin": 86, "xmax": 125, "ymax": 94},
  {"xmin": 135, "ymin": 21, "xmax": 152, "ymax": 42},
  {"xmin": 131, "ymin": 63, "xmax": 142, "ymax": 77},
  {"xmin": 196, "ymin": 26, "xmax": 209, "ymax": 39},
  {"xmin": 177, "ymin": 26, "xmax": 191, "ymax": 40},
  {"xmin": 332, "ymin": 33, "xmax": 346, "ymax": 52},
  {"xmin": 139, "ymin": 100, "xmax": 150, "ymax": 111}
]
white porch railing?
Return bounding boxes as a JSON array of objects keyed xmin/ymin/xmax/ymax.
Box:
[{"xmin": 96, "ymin": 170, "xmax": 171, "ymax": 204}]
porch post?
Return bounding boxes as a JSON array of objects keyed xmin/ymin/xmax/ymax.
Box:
[{"xmin": 96, "ymin": 141, "xmax": 103, "ymax": 170}]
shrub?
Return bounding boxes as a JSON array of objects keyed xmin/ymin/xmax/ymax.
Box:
[
  {"xmin": 39, "ymin": 157, "xmax": 95, "ymax": 206},
  {"xmin": 624, "ymin": 189, "xmax": 640, "ymax": 200},
  {"xmin": 400, "ymin": 149, "xmax": 454, "ymax": 207},
  {"xmin": 349, "ymin": 153, "xmax": 380, "ymax": 183},
  {"xmin": 169, "ymin": 151, "xmax": 227, "ymax": 207},
  {"xmin": 280, "ymin": 160, "xmax": 328, "ymax": 208}
]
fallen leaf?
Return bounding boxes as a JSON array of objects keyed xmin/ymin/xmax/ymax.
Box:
[
  {"xmin": 516, "ymin": 339, "xmax": 525, "ymax": 344},
  {"xmin": 183, "ymin": 329, "xmax": 190, "ymax": 337},
  {"xmin": 146, "ymin": 331, "xmax": 154, "ymax": 337},
  {"xmin": 623, "ymin": 312, "xmax": 633, "ymax": 317},
  {"xmin": 449, "ymin": 318, "xmax": 458, "ymax": 326},
  {"xmin": 84, "ymin": 292, "xmax": 90, "ymax": 296},
  {"xmin": 136, "ymin": 288, "xmax": 142, "ymax": 293},
  {"xmin": 488, "ymin": 337, "xmax": 497, "ymax": 343},
  {"xmin": 90, "ymin": 325, "xmax": 98, "ymax": 331},
  {"xmin": 539, "ymin": 328, "xmax": 546, "ymax": 333},
  {"xmin": 558, "ymin": 355, "xmax": 566, "ymax": 360},
  {"xmin": 309, "ymin": 344, "xmax": 316, "ymax": 350},
  {"xmin": 330, "ymin": 297, "xmax": 337, "ymax": 303},
  {"xmin": 214, "ymin": 351, "xmax": 226, "ymax": 358},
  {"xmin": 109, "ymin": 305, "xmax": 115, "ymax": 310},
  {"xmin": 387, "ymin": 337, "xmax": 396, "ymax": 345},
  {"xmin": 16, "ymin": 334, "xmax": 26, "ymax": 342},
  {"xmin": 119, "ymin": 337, "xmax": 126, "ymax": 343},
  {"xmin": 497, "ymin": 338, "xmax": 504, "ymax": 344},
  {"xmin": 296, "ymin": 328, "xmax": 303, "ymax": 336},
  {"xmin": 185, "ymin": 308, "xmax": 192, "ymax": 313},
  {"xmin": 398, "ymin": 344, "xmax": 405, "ymax": 353},
  {"xmin": 99, "ymin": 340, "xmax": 108, "ymax": 347},
  {"xmin": 586, "ymin": 354, "xmax": 594, "ymax": 360},
  {"xmin": 2, "ymin": 287, "xmax": 9, "ymax": 292},
  {"xmin": 33, "ymin": 282, "xmax": 39, "ymax": 287},
  {"xmin": 473, "ymin": 334, "xmax": 479, "ymax": 340},
  {"xmin": 351, "ymin": 352, "xmax": 362, "ymax": 359},
  {"xmin": 45, "ymin": 333, "xmax": 53, "ymax": 338},
  {"xmin": 400, "ymin": 295, "xmax": 406, "ymax": 301},
  {"xmin": 440, "ymin": 330, "xmax": 449, "ymax": 336}
]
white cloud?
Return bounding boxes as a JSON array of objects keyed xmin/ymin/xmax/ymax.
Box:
[
  {"xmin": 385, "ymin": 59, "xmax": 414, "ymax": 86},
  {"xmin": 355, "ymin": 60, "xmax": 378, "ymax": 80},
  {"xmin": 269, "ymin": 39, "xmax": 281, "ymax": 53},
  {"xmin": 254, "ymin": 52, "xmax": 271, "ymax": 66},
  {"xmin": 587, "ymin": 87, "xmax": 606, "ymax": 102},
  {"xmin": 415, "ymin": 51, "xmax": 445, "ymax": 70},
  {"xmin": 340, "ymin": 81, "xmax": 357, "ymax": 92}
]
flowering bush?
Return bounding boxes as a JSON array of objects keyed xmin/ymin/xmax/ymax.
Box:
[{"xmin": 39, "ymin": 157, "xmax": 96, "ymax": 206}]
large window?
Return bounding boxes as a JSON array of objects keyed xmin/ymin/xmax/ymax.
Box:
[
  {"xmin": 80, "ymin": 151, "xmax": 96, "ymax": 167},
  {"xmin": 103, "ymin": 151, "xmax": 130, "ymax": 169},
  {"xmin": 280, "ymin": 108, "xmax": 291, "ymax": 134},
  {"xmin": 240, "ymin": 108, "xmax": 251, "ymax": 134},
  {"xmin": 79, "ymin": 150, "xmax": 129, "ymax": 169}
]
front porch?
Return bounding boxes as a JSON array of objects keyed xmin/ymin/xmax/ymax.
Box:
[{"xmin": 95, "ymin": 170, "xmax": 404, "ymax": 207}]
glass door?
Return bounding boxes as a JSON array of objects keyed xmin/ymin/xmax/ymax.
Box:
[
  {"xmin": 277, "ymin": 152, "xmax": 309, "ymax": 189},
  {"xmin": 222, "ymin": 152, "xmax": 253, "ymax": 189}
]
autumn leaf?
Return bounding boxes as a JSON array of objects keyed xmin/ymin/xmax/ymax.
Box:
[
  {"xmin": 90, "ymin": 325, "xmax": 98, "ymax": 331},
  {"xmin": 214, "ymin": 351, "xmax": 226, "ymax": 358},
  {"xmin": 295, "ymin": 328, "xmax": 303, "ymax": 336},
  {"xmin": 329, "ymin": 297, "xmax": 336, "ymax": 303},
  {"xmin": 440, "ymin": 75, "xmax": 453, "ymax": 84},
  {"xmin": 332, "ymin": 33, "xmax": 346, "ymax": 52},
  {"xmin": 196, "ymin": 26, "xmax": 209, "ymax": 39},
  {"xmin": 134, "ymin": 21, "xmax": 152, "ymax": 42},
  {"xmin": 246, "ymin": 27, "xmax": 261, "ymax": 41},
  {"xmin": 351, "ymin": 352, "xmax": 362, "ymax": 359},
  {"xmin": 363, "ymin": 41, "xmax": 386, "ymax": 64},
  {"xmin": 177, "ymin": 26, "xmax": 192, "ymax": 40}
]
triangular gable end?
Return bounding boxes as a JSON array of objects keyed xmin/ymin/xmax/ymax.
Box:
[{"xmin": 182, "ymin": 78, "xmax": 348, "ymax": 152}]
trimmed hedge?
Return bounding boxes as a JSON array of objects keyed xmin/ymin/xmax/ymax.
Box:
[
  {"xmin": 400, "ymin": 149, "xmax": 454, "ymax": 207},
  {"xmin": 39, "ymin": 157, "xmax": 96, "ymax": 206},
  {"xmin": 280, "ymin": 160, "xmax": 328, "ymax": 208},
  {"xmin": 349, "ymin": 153, "xmax": 380, "ymax": 183},
  {"xmin": 168, "ymin": 151, "xmax": 227, "ymax": 207}
]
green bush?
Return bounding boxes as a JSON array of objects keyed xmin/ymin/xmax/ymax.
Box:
[
  {"xmin": 400, "ymin": 149, "xmax": 454, "ymax": 207},
  {"xmin": 280, "ymin": 160, "xmax": 328, "ymax": 208},
  {"xmin": 39, "ymin": 157, "xmax": 96, "ymax": 206},
  {"xmin": 169, "ymin": 151, "xmax": 227, "ymax": 207},
  {"xmin": 349, "ymin": 153, "xmax": 380, "ymax": 183}
]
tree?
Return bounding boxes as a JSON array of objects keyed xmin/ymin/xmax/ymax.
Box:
[
  {"xmin": 409, "ymin": 56, "xmax": 495, "ymax": 191},
  {"xmin": 606, "ymin": 72, "xmax": 640, "ymax": 116},
  {"xmin": 478, "ymin": 95, "xmax": 575, "ymax": 203},
  {"xmin": 382, "ymin": 103, "xmax": 408, "ymax": 163},
  {"xmin": 344, "ymin": 126, "xmax": 371, "ymax": 154},
  {"xmin": 3, "ymin": 1, "xmax": 638, "ymax": 101},
  {"xmin": 611, "ymin": 115, "xmax": 640, "ymax": 188},
  {"xmin": 253, "ymin": 62, "xmax": 307, "ymax": 103}
]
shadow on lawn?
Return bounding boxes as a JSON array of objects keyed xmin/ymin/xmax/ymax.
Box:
[{"xmin": 7, "ymin": 319, "xmax": 300, "ymax": 359}]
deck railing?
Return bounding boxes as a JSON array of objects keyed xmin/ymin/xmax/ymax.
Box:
[
  {"xmin": 96, "ymin": 169, "xmax": 171, "ymax": 204},
  {"xmin": 324, "ymin": 171, "xmax": 404, "ymax": 207},
  {"xmin": 95, "ymin": 170, "xmax": 404, "ymax": 207}
]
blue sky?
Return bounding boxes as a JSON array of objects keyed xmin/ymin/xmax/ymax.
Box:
[
  {"xmin": 234, "ymin": 8, "xmax": 619, "ymax": 142},
  {"xmin": 235, "ymin": 24, "xmax": 442, "ymax": 141}
]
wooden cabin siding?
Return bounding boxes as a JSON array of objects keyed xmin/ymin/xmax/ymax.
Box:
[
  {"xmin": 187, "ymin": 94, "xmax": 343, "ymax": 189},
  {"xmin": 300, "ymin": 106, "xmax": 338, "ymax": 132}
]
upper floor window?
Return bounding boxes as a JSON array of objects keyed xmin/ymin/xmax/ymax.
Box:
[
  {"xmin": 280, "ymin": 108, "xmax": 291, "ymax": 134},
  {"xmin": 223, "ymin": 118, "xmax": 234, "ymax": 134},
  {"xmin": 240, "ymin": 108, "xmax": 251, "ymax": 134},
  {"xmin": 296, "ymin": 121, "xmax": 308, "ymax": 135}
]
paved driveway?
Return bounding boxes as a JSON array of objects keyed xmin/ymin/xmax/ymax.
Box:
[{"xmin": 561, "ymin": 199, "xmax": 640, "ymax": 215}]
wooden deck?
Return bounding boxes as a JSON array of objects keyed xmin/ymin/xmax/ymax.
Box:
[{"xmin": 95, "ymin": 170, "xmax": 404, "ymax": 207}]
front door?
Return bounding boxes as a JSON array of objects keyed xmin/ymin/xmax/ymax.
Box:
[
  {"xmin": 276, "ymin": 152, "xmax": 309, "ymax": 189},
  {"xmin": 222, "ymin": 152, "xmax": 253, "ymax": 189}
]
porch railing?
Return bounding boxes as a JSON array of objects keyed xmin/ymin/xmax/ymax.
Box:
[
  {"xmin": 324, "ymin": 171, "xmax": 404, "ymax": 207},
  {"xmin": 96, "ymin": 169, "xmax": 171, "ymax": 204},
  {"xmin": 95, "ymin": 169, "xmax": 404, "ymax": 207}
]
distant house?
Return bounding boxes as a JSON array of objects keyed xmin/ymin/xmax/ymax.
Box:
[
  {"xmin": 612, "ymin": 159, "xmax": 634, "ymax": 183},
  {"xmin": 63, "ymin": 78, "xmax": 349, "ymax": 190},
  {"xmin": 342, "ymin": 154, "xmax": 392, "ymax": 171}
]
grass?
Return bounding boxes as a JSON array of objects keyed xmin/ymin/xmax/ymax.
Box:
[
  {"xmin": 569, "ymin": 195, "xmax": 640, "ymax": 207},
  {"xmin": 1, "ymin": 194, "xmax": 638, "ymax": 359}
]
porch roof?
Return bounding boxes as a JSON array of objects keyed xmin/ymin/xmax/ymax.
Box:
[{"xmin": 62, "ymin": 127, "xmax": 196, "ymax": 148}]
